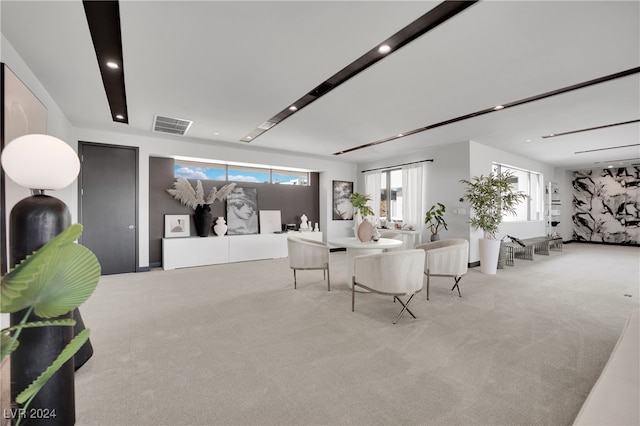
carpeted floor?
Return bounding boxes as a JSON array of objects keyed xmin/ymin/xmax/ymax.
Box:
[{"xmin": 73, "ymin": 242, "xmax": 639, "ymax": 425}]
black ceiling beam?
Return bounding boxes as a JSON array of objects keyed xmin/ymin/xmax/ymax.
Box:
[
  {"xmin": 83, "ymin": 0, "xmax": 128, "ymax": 124},
  {"xmin": 241, "ymin": 0, "xmax": 479, "ymax": 142},
  {"xmin": 334, "ymin": 66, "xmax": 640, "ymax": 155}
]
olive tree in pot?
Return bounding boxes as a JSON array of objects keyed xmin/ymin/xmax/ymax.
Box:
[
  {"xmin": 460, "ymin": 171, "xmax": 526, "ymax": 274},
  {"xmin": 424, "ymin": 203, "xmax": 448, "ymax": 241}
]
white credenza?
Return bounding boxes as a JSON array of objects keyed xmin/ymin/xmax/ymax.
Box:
[
  {"xmin": 293, "ymin": 231, "xmax": 323, "ymax": 242},
  {"xmin": 162, "ymin": 232, "xmax": 323, "ymax": 270}
]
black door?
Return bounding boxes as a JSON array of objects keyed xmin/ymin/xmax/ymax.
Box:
[{"xmin": 79, "ymin": 142, "xmax": 137, "ymax": 274}]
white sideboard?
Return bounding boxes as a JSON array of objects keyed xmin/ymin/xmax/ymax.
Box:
[{"xmin": 162, "ymin": 232, "xmax": 323, "ymax": 270}]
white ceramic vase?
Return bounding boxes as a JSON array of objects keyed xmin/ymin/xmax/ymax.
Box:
[
  {"xmin": 479, "ymin": 238, "xmax": 501, "ymax": 274},
  {"xmin": 213, "ymin": 217, "xmax": 228, "ymax": 236}
]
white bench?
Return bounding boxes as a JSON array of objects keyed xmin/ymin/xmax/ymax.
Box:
[{"xmin": 573, "ymin": 309, "xmax": 639, "ymax": 425}]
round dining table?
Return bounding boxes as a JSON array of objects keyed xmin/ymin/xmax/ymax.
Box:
[{"xmin": 328, "ymin": 237, "xmax": 403, "ymax": 291}]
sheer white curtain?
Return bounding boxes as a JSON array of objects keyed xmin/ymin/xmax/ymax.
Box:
[
  {"xmin": 364, "ymin": 170, "xmax": 381, "ymax": 219},
  {"xmin": 402, "ymin": 163, "xmax": 426, "ymax": 235}
]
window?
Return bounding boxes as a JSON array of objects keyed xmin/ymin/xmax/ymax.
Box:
[
  {"xmin": 380, "ymin": 169, "xmax": 404, "ymax": 222},
  {"xmin": 174, "ymin": 161, "xmax": 226, "ymax": 181},
  {"xmin": 174, "ymin": 160, "xmax": 310, "ymax": 186},
  {"xmin": 492, "ymin": 163, "xmax": 543, "ymax": 221},
  {"xmin": 272, "ymin": 170, "xmax": 308, "ymax": 185},
  {"xmin": 227, "ymin": 165, "xmax": 270, "ymax": 183}
]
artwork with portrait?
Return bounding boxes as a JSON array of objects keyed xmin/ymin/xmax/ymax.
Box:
[
  {"xmin": 226, "ymin": 187, "xmax": 258, "ymax": 235},
  {"xmin": 332, "ymin": 180, "xmax": 354, "ymax": 220}
]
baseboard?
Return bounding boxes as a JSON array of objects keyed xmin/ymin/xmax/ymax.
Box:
[{"xmin": 570, "ymin": 240, "xmax": 638, "ymax": 247}]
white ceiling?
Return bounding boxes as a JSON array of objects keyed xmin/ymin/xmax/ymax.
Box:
[{"xmin": 2, "ymin": 1, "xmax": 639, "ymax": 170}]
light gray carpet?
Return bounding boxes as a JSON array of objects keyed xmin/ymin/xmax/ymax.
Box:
[{"xmin": 74, "ymin": 243, "xmax": 639, "ymax": 425}]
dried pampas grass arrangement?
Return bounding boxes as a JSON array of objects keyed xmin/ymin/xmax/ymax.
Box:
[{"xmin": 167, "ymin": 178, "xmax": 237, "ymax": 210}]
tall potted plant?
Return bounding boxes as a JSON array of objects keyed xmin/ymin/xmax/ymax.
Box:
[
  {"xmin": 424, "ymin": 203, "xmax": 448, "ymax": 241},
  {"xmin": 460, "ymin": 171, "xmax": 526, "ymax": 274}
]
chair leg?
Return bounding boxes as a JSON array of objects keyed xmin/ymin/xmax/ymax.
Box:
[
  {"xmin": 425, "ymin": 271, "xmax": 430, "ymax": 301},
  {"xmin": 326, "ymin": 266, "xmax": 330, "ymax": 291},
  {"xmin": 451, "ymin": 276, "xmax": 462, "ymax": 297},
  {"xmin": 393, "ymin": 294, "xmax": 417, "ymax": 324},
  {"xmin": 293, "ymin": 269, "xmax": 297, "ymax": 289},
  {"xmin": 351, "ymin": 278, "xmax": 356, "ymax": 312}
]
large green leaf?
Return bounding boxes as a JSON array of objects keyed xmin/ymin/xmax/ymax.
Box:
[
  {"xmin": 16, "ymin": 328, "xmax": 90, "ymax": 405},
  {"xmin": 1, "ymin": 332, "xmax": 19, "ymax": 360},
  {"xmin": 1, "ymin": 224, "xmax": 101, "ymax": 317},
  {"xmin": 1, "ymin": 318, "xmax": 77, "ymax": 362}
]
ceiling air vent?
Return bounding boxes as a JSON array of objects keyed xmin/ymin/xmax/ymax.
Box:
[{"xmin": 153, "ymin": 115, "xmax": 193, "ymax": 136}]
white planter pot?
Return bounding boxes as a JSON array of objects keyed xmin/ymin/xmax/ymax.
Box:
[{"xmin": 479, "ymin": 238, "xmax": 501, "ymax": 274}]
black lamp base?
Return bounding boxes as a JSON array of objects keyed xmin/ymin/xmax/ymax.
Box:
[{"xmin": 9, "ymin": 194, "xmax": 93, "ymax": 425}]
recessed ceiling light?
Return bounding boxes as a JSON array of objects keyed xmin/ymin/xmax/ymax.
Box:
[
  {"xmin": 378, "ymin": 44, "xmax": 391, "ymax": 54},
  {"xmin": 525, "ymin": 139, "xmax": 532, "ymax": 142},
  {"xmin": 289, "ymin": 106, "xmax": 297, "ymax": 111},
  {"xmin": 247, "ymin": 136, "xmax": 252, "ymax": 140},
  {"xmin": 493, "ymin": 105, "xmax": 504, "ymax": 110},
  {"xmin": 106, "ymin": 61, "xmax": 119, "ymax": 69},
  {"xmin": 398, "ymin": 133, "xmax": 404, "ymax": 137},
  {"xmin": 115, "ymin": 114, "xmax": 124, "ymax": 120},
  {"xmin": 213, "ymin": 132, "xmax": 220, "ymax": 135}
]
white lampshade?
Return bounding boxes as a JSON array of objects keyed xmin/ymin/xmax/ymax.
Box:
[{"xmin": 1, "ymin": 134, "xmax": 80, "ymax": 190}]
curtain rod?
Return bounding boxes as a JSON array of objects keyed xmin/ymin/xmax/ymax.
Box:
[{"xmin": 361, "ymin": 159, "xmax": 434, "ymax": 173}]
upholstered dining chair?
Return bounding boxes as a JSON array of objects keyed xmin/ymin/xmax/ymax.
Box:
[
  {"xmin": 351, "ymin": 249, "xmax": 425, "ymax": 324},
  {"xmin": 287, "ymin": 236, "xmax": 330, "ymax": 291},
  {"xmin": 416, "ymin": 239, "xmax": 469, "ymax": 300}
]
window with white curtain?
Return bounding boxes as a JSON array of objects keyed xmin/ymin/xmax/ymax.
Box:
[
  {"xmin": 365, "ymin": 163, "xmax": 425, "ymax": 228},
  {"xmin": 492, "ymin": 163, "xmax": 543, "ymax": 221}
]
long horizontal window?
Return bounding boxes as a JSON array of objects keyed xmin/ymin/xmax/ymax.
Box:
[
  {"xmin": 174, "ymin": 160, "xmax": 309, "ymax": 186},
  {"xmin": 492, "ymin": 163, "xmax": 543, "ymax": 221}
]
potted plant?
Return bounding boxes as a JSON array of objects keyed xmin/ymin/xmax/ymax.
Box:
[
  {"xmin": 424, "ymin": 203, "xmax": 448, "ymax": 241},
  {"xmin": 350, "ymin": 193, "xmax": 376, "ymax": 240},
  {"xmin": 349, "ymin": 192, "xmax": 374, "ymax": 218},
  {"xmin": 460, "ymin": 171, "xmax": 527, "ymax": 274},
  {"xmin": 1, "ymin": 224, "xmax": 101, "ymax": 426},
  {"xmin": 167, "ymin": 178, "xmax": 237, "ymax": 237}
]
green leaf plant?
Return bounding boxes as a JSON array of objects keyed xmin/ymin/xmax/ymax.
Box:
[
  {"xmin": 459, "ymin": 171, "xmax": 528, "ymax": 240},
  {"xmin": 424, "ymin": 203, "xmax": 448, "ymax": 235},
  {"xmin": 349, "ymin": 192, "xmax": 374, "ymax": 217},
  {"xmin": 1, "ymin": 223, "xmax": 100, "ymax": 425}
]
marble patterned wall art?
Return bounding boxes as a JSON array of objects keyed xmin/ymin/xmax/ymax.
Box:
[{"xmin": 572, "ymin": 167, "xmax": 639, "ymax": 244}]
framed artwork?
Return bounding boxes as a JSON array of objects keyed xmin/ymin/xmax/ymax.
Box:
[
  {"xmin": 259, "ymin": 210, "xmax": 282, "ymax": 234},
  {"xmin": 164, "ymin": 214, "xmax": 190, "ymax": 238},
  {"xmin": 332, "ymin": 180, "xmax": 354, "ymax": 220},
  {"xmin": 227, "ymin": 187, "xmax": 258, "ymax": 235},
  {"xmin": 1, "ymin": 63, "xmax": 48, "ymax": 273}
]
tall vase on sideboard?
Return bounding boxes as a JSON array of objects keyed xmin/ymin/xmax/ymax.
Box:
[{"xmin": 194, "ymin": 204, "xmax": 213, "ymax": 237}]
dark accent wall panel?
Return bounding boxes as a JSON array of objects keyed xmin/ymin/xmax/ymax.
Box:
[
  {"xmin": 149, "ymin": 157, "xmax": 320, "ymax": 265},
  {"xmin": 572, "ymin": 167, "xmax": 640, "ymax": 245}
]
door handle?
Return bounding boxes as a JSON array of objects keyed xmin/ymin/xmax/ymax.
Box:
[{"xmin": 126, "ymin": 225, "xmax": 136, "ymax": 230}]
